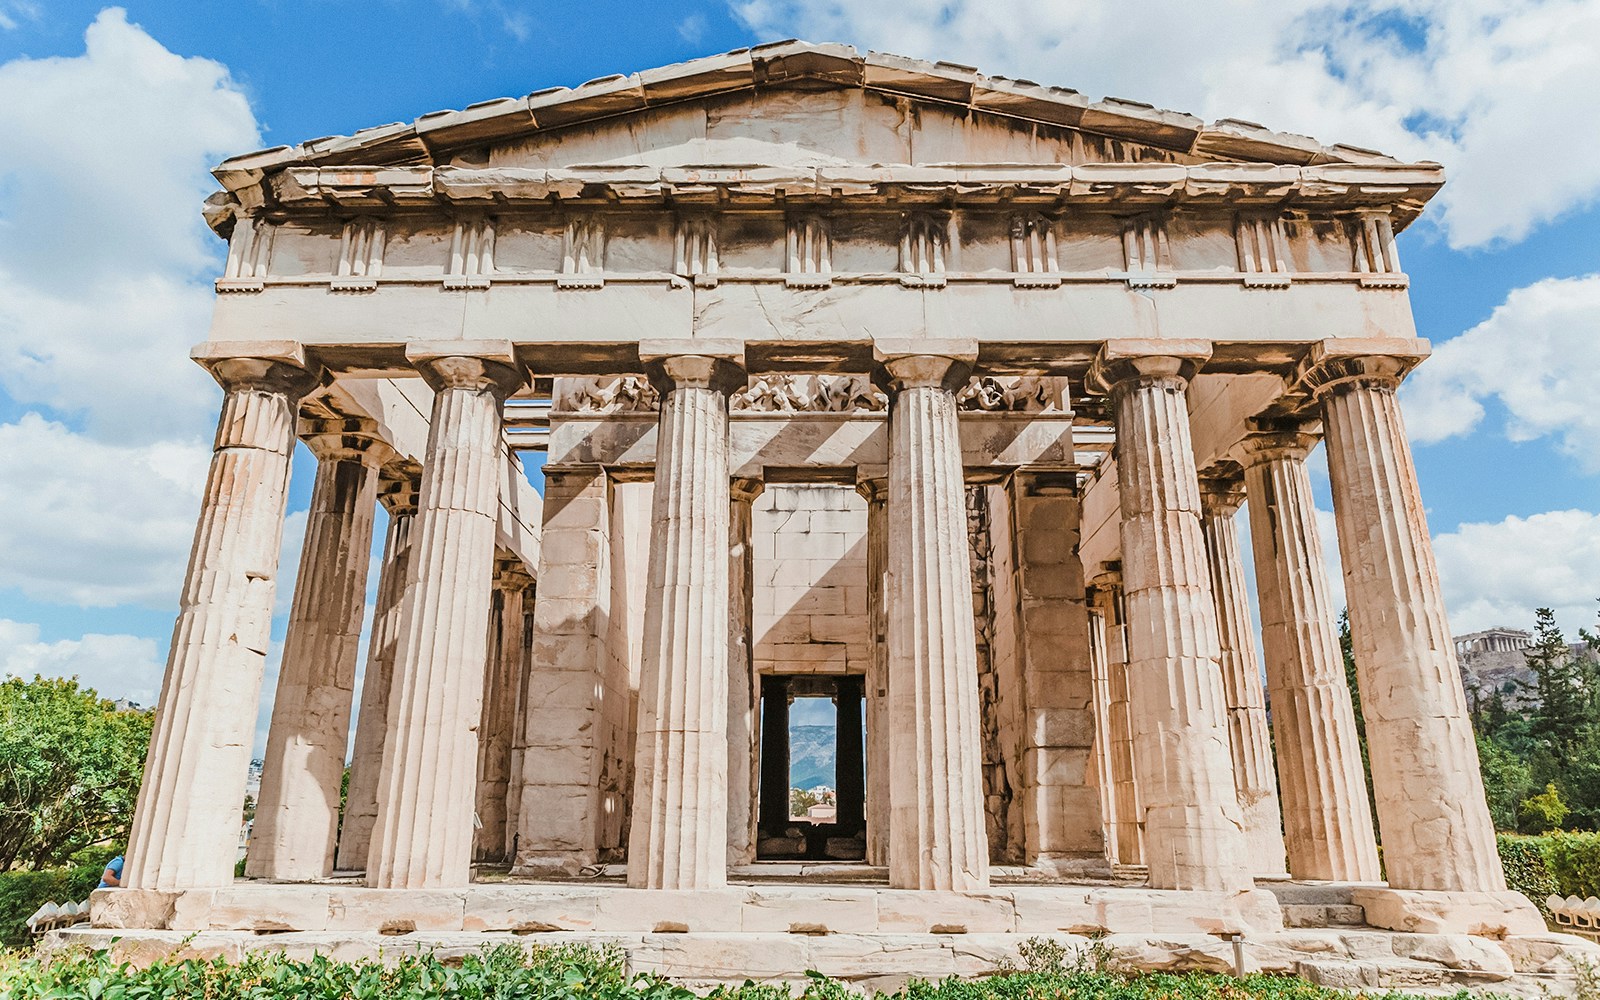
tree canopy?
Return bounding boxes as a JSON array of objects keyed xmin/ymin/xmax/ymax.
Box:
[{"xmin": 0, "ymin": 676, "xmax": 152, "ymax": 872}]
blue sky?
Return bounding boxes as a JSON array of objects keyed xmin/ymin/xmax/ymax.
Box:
[{"xmin": 0, "ymin": 1, "xmax": 1597, "ymax": 738}]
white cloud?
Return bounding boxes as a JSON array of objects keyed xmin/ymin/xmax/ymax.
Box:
[
  {"xmin": 0, "ymin": 414, "xmax": 209, "ymax": 607},
  {"xmin": 0, "ymin": 618, "xmax": 165, "ymax": 707},
  {"xmin": 0, "ymin": 10, "xmax": 261, "ymax": 609},
  {"xmin": 732, "ymin": 0, "xmax": 1600, "ymax": 248},
  {"xmin": 1433, "ymin": 509, "xmax": 1600, "ymax": 634},
  {"xmin": 1402, "ymin": 273, "xmax": 1600, "ymax": 472},
  {"xmin": 0, "ymin": 7, "xmax": 257, "ymax": 441}
]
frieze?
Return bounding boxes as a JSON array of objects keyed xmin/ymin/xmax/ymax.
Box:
[
  {"xmin": 731, "ymin": 374, "xmax": 886, "ymax": 413},
  {"xmin": 553, "ymin": 376, "xmax": 659, "ymax": 414}
]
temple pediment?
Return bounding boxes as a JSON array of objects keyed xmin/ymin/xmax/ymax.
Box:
[{"xmin": 212, "ymin": 41, "xmax": 1420, "ymax": 203}]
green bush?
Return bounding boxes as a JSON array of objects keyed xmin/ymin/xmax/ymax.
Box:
[
  {"xmin": 0, "ymin": 855, "xmax": 109, "ymax": 950},
  {"xmin": 1498, "ymin": 834, "xmax": 1559, "ymax": 912},
  {"xmin": 0, "ymin": 943, "xmax": 1493, "ymax": 1000},
  {"xmin": 1519, "ymin": 783, "xmax": 1571, "ymax": 833},
  {"xmin": 1546, "ymin": 830, "xmax": 1600, "ymax": 899}
]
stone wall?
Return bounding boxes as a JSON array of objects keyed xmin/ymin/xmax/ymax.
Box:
[{"xmin": 752, "ymin": 485, "xmax": 870, "ymax": 676}]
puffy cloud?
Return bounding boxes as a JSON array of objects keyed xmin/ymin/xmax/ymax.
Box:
[
  {"xmin": 1432, "ymin": 509, "xmax": 1600, "ymax": 634},
  {"xmin": 0, "ymin": 414, "xmax": 208, "ymax": 608},
  {"xmin": 0, "ymin": 618, "xmax": 165, "ymax": 707},
  {"xmin": 0, "ymin": 7, "xmax": 257, "ymax": 441},
  {"xmin": 733, "ymin": 0, "xmax": 1600, "ymax": 248},
  {"xmin": 1402, "ymin": 273, "xmax": 1600, "ymax": 472}
]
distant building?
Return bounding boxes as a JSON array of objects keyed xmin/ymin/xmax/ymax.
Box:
[{"xmin": 1454, "ymin": 628, "xmax": 1534, "ymax": 655}]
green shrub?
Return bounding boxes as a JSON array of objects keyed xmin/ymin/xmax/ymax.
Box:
[
  {"xmin": 1498, "ymin": 833, "xmax": 1559, "ymax": 912},
  {"xmin": 1546, "ymin": 830, "xmax": 1600, "ymax": 899},
  {"xmin": 1519, "ymin": 783, "xmax": 1571, "ymax": 833},
  {"xmin": 0, "ymin": 857, "xmax": 107, "ymax": 950}
]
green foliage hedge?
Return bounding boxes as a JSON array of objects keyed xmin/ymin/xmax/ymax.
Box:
[
  {"xmin": 0, "ymin": 849, "xmax": 115, "ymax": 951},
  {"xmin": 0, "ymin": 943, "xmax": 1471, "ymax": 1000},
  {"xmin": 1499, "ymin": 831, "xmax": 1600, "ymax": 913}
]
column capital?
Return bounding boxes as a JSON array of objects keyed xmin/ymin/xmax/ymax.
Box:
[
  {"xmin": 377, "ymin": 462, "xmax": 422, "ymax": 517},
  {"xmin": 1196, "ymin": 464, "xmax": 1247, "ymax": 518},
  {"xmin": 1012, "ymin": 468, "xmax": 1080, "ymax": 496},
  {"xmin": 1294, "ymin": 338, "xmax": 1429, "ymax": 400},
  {"xmin": 493, "ymin": 555, "xmax": 535, "ymax": 593},
  {"xmin": 639, "ymin": 339, "xmax": 746, "ymax": 395},
  {"xmin": 300, "ymin": 417, "xmax": 398, "ymax": 467},
  {"xmin": 191, "ymin": 341, "xmax": 322, "ymax": 397},
  {"xmin": 1086, "ymin": 339, "xmax": 1211, "ymax": 396},
  {"xmin": 855, "ymin": 476, "xmax": 889, "ymax": 504},
  {"xmin": 405, "ymin": 340, "xmax": 526, "ymax": 398},
  {"xmin": 1242, "ymin": 420, "xmax": 1322, "ymax": 466},
  {"xmin": 872, "ymin": 339, "xmax": 977, "ymax": 393},
  {"xmin": 730, "ymin": 476, "xmax": 766, "ymax": 503}
]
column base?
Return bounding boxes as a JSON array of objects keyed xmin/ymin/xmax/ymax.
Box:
[
  {"xmin": 511, "ymin": 852, "xmax": 599, "ymax": 878},
  {"xmin": 1026, "ymin": 856, "xmax": 1116, "ymax": 880},
  {"xmin": 1352, "ymin": 887, "xmax": 1545, "ymax": 937}
]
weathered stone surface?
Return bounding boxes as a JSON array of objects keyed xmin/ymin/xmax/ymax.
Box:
[{"xmin": 1352, "ymin": 888, "xmax": 1546, "ymax": 937}]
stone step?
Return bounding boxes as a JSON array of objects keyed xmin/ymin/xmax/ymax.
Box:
[{"xmin": 1281, "ymin": 903, "xmax": 1367, "ymax": 928}]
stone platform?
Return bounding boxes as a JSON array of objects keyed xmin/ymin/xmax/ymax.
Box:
[{"xmin": 41, "ymin": 880, "xmax": 1600, "ymax": 995}]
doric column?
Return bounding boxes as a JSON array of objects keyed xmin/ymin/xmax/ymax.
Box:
[
  {"xmin": 727, "ymin": 477, "xmax": 764, "ymax": 867},
  {"xmin": 878, "ymin": 341, "xmax": 989, "ymax": 891},
  {"xmin": 857, "ymin": 477, "xmax": 890, "ymax": 867},
  {"xmin": 1090, "ymin": 575, "xmax": 1144, "ymax": 866},
  {"xmin": 1084, "ymin": 585, "xmax": 1119, "ymax": 864},
  {"xmin": 1010, "ymin": 470, "xmax": 1105, "ymax": 870},
  {"xmin": 125, "ymin": 343, "xmax": 319, "ymax": 890},
  {"xmin": 1241, "ymin": 430, "xmax": 1381, "ymax": 881},
  {"xmin": 476, "ymin": 556, "xmax": 533, "ymax": 862},
  {"xmin": 626, "ymin": 342, "xmax": 743, "ymax": 890},
  {"xmin": 1197, "ymin": 471, "xmax": 1290, "ymax": 877},
  {"xmin": 1089, "ymin": 343, "xmax": 1252, "ymax": 892},
  {"xmin": 367, "ymin": 342, "xmax": 525, "ymax": 889},
  {"xmin": 512, "ymin": 464, "xmax": 612, "ymax": 876},
  {"xmin": 835, "ymin": 676, "xmax": 866, "ymax": 836},
  {"xmin": 336, "ymin": 467, "xmax": 419, "ymax": 872},
  {"xmin": 248, "ymin": 424, "xmax": 384, "ymax": 880},
  {"xmin": 1304, "ymin": 346, "xmax": 1504, "ymax": 891}
]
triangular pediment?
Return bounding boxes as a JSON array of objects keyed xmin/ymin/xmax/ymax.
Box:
[{"xmin": 213, "ymin": 42, "xmax": 1413, "ymax": 193}]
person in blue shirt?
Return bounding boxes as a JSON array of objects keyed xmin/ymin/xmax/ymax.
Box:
[{"xmin": 98, "ymin": 855, "xmax": 124, "ymax": 889}]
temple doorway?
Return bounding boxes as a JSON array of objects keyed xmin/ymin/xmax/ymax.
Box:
[{"xmin": 756, "ymin": 674, "xmax": 867, "ymax": 861}]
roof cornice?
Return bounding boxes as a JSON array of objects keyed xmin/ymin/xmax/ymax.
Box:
[{"xmin": 212, "ymin": 41, "xmax": 1427, "ymax": 196}]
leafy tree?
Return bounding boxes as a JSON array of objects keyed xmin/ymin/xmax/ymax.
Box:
[
  {"xmin": 1477, "ymin": 734, "xmax": 1533, "ymax": 830},
  {"xmin": 1518, "ymin": 782, "xmax": 1570, "ymax": 833},
  {"xmin": 1527, "ymin": 608, "xmax": 1589, "ymax": 751},
  {"xmin": 0, "ymin": 676, "xmax": 152, "ymax": 872}
]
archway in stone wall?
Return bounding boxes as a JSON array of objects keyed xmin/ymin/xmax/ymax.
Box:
[{"xmin": 756, "ymin": 674, "xmax": 867, "ymax": 861}]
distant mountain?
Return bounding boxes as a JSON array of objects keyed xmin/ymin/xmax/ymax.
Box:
[{"xmin": 789, "ymin": 725, "xmax": 836, "ymax": 790}]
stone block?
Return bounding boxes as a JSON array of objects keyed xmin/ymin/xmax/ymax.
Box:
[
  {"xmin": 1102, "ymin": 933, "xmax": 1238, "ymax": 973},
  {"xmin": 876, "ymin": 890, "xmax": 1016, "ymax": 933},
  {"xmin": 1011, "ymin": 888, "xmax": 1101, "ymax": 933},
  {"xmin": 327, "ymin": 888, "xmax": 465, "ymax": 932},
  {"xmin": 1352, "ymin": 888, "xmax": 1545, "ymax": 937},
  {"xmin": 463, "ymin": 886, "xmax": 603, "ymax": 932},
  {"xmin": 205, "ymin": 887, "xmax": 332, "ymax": 932},
  {"xmin": 631, "ymin": 932, "xmax": 812, "ymax": 982},
  {"xmin": 740, "ymin": 888, "xmax": 879, "ymax": 933},
  {"xmin": 91, "ymin": 888, "xmax": 181, "ymax": 930},
  {"xmin": 1388, "ymin": 932, "xmax": 1514, "ymax": 977},
  {"xmin": 594, "ymin": 889, "xmax": 748, "ymax": 932}
]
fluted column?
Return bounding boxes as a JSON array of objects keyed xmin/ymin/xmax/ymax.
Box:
[
  {"xmin": 1085, "ymin": 586, "xmax": 1119, "ymax": 864},
  {"xmin": 1306, "ymin": 348, "xmax": 1504, "ymax": 891},
  {"xmin": 1090, "ymin": 345, "xmax": 1251, "ymax": 892},
  {"xmin": 367, "ymin": 343, "xmax": 525, "ymax": 888},
  {"xmin": 1091, "ymin": 578, "xmax": 1144, "ymax": 866},
  {"xmin": 1241, "ymin": 430, "xmax": 1381, "ymax": 881},
  {"xmin": 857, "ymin": 477, "xmax": 891, "ymax": 867},
  {"xmin": 336, "ymin": 469, "xmax": 419, "ymax": 872},
  {"xmin": 627, "ymin": 344, "xmax": 742, "ymax": 890},
  {"xmin": 248, "ymin": 427, "xmax": 384, "ymax": 880},
  {"xmin": 1197, "ymin": 472, "xmax": 1289, "ymax": 877},
  {"xmin": 476, "ymin": 557, "xmax": 533, "ymax": 862},
  {"xmin": 727, "ymin": 477, "xmax": 764, "ymax": 867},
  {"xmin": 879, "ymin": 342, "xmax": 989, "ymax": 891},
  {"xmin": 125, "ymin": 344, "xmax": 318, "ymax": 890}
]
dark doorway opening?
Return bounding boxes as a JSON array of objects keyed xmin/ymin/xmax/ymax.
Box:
[{"xmin": 756, "ymin": 674, "xmax": 866, "ymax": 861}]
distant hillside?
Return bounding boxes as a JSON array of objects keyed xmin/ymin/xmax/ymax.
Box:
[
  {"xmin": 1459, "ymin": 641, "xmax": 1595, "ymax": 707},
  {"xmin": 789, "ymin": 725, "xmax": 836, "ymax": 790}
]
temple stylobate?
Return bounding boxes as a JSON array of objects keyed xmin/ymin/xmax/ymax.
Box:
[{"xmin": 79, "ymin": 42, "xmax": 1570, "ymax": 985}]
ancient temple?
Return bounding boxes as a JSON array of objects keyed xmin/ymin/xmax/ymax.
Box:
[{"xmin": 71, "ymin": 43, "xmax": 1584, "ymax": 987}]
